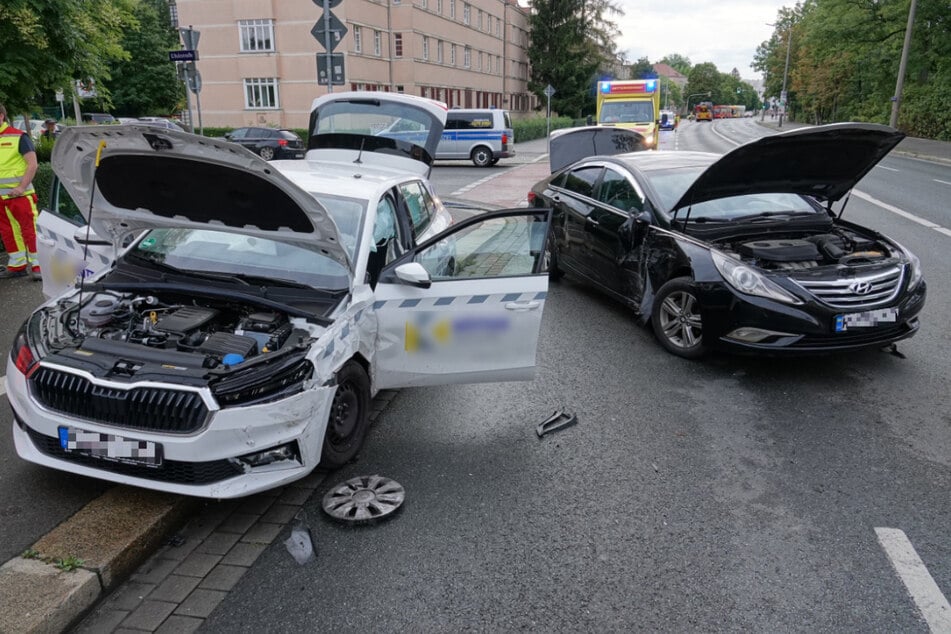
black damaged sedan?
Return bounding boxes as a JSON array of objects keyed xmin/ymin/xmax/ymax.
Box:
[{"xmin": 528, "ymin": 123, "xmax": 926, "ymax": 358}]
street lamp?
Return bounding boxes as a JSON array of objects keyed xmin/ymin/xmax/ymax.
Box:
[{"xmin": 778, "ymin": 25, "xmax": 792, "ymax": 128}]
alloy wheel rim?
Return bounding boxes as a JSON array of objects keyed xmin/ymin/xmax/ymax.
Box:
[{"xmin": 659, "ymin": 291, "xmax": 702, "ymax": 349}]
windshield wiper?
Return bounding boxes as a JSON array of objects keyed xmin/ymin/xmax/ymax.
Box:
[
  {"xmin": 732, "ymin": 211, "xmax": 817, "ymax": 222},
  {"xmin": 125, "ymin": 253, "xmax": 187, "ymax": 276}
]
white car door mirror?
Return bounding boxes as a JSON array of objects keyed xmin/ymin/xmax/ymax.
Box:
[{"xmin": 394, "ymin": 262, "xmax": 432, "ymax": 288}]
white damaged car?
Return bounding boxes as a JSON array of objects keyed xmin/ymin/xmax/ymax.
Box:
[{"xmin": 8, "ymin": 93, "xmax": 552, "ymax": 498}]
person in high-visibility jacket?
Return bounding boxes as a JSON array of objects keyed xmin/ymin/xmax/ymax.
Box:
[{"xmin": 0, "ymin": 103, "xmax": 40, "ymax": 279}]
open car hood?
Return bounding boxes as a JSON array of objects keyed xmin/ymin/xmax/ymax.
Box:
[
  {"xmin": 549, "ymin": 126, "xmax": 648, "ymax": 173},
  {"xmin": 51, "ymin": 125, "xmax": 349, "ymax": 271},
  {"xmin": 671, "ymin": 123, "xmax": 905, "ymax": 212},
  {"xmin": 307, "ymin": 92, "xmax": 448, "ymax": 177}
]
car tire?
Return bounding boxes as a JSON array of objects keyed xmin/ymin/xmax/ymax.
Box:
[
  {"xmin": 545, "ymin": 234, "xmax": 563, "ymax": 281},
  {"xmin": 321, "ymin": 361, "xmax": 371, "ymax": 468},
  {"xmin": 258, "ymin": 146, "xmax": 275, "ymax": 161},
  {"xmin": 489, "ymin": 158, "xmax": 500, "ymax": 166},
  {"xmin": 471, "ymin": 146, "xmax": 492, "ymax": 167},
  {"xmin": 651, "ymin": 277, "xmax": 706, "ymax": 359}
]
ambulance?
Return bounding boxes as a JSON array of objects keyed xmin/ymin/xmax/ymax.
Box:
[{"xmin": 595, "ymin": 79, "xmax": 661, "ymax": 149}]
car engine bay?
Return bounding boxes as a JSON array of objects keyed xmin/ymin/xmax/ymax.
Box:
[{"xmin": 717, "ymin": 228, "xmax": 896, "ymax": 271}]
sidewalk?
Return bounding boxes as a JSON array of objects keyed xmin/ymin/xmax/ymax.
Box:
[
  {"xmin": 450, "ymin": 141, "xmax": 551, "ymax": 208},
  {"xmin": 756, "ymin": 118, "xmax": 951, "ymax": 165}
]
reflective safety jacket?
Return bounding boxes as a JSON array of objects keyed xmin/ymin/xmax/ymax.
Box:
[{"xmin": 0, "ymin": 122, "xmax": 35, "ymax": 199}]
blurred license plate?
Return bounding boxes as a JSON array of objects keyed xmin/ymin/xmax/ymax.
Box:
[
  {"xmin": 834, "ymin": 308, "xmax": 898, "ymax": 332},
  {"xmin": 58, "ymin": 427, "xmax": 162, "ymax": 467}
]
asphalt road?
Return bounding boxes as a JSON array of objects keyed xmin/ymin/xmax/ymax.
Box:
[{"xmin": 198, "ymin": 121, "xmax": 951, "ymax": 631}]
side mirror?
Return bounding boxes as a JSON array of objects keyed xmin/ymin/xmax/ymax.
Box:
[
  {"xmin": 394, "ymin": 262, "xmax": 432, "ymax": 288},
  {"xmin": 635, "ymin": 210, "xmax": 652, "ymax": 225},
  {"xmin": 223, "ymin": 133, "xmax": 232, "ymax": 140}
]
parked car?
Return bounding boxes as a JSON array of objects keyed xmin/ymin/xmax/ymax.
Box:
[
  {"xmin": 136, "ymin": 117, "xmax": 187, "ymax": 132},
  {"xmin": 82, "ymin": 113, "xmax": 117, "ymax": 125},
  {"xmin": 529, "ymin": 123, "xmax": 926, "ymax": 359},
  {"xmin": 224, "ymin": 127, "xmax": 305, "ymax": 160},
  {"xmin": 11, "ymin": 93, "xmax": 552, "ymax": 498},
  {"xmin": 437, "ymin": 108, "xmax": 515, "ymax": 167},
  {"xmin": 659, "ymin": 110, "xmax": 677, "ymax": 131}
]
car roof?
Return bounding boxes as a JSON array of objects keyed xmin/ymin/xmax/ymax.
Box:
[
  {"xmin": 274, "ymin": 157, "xmax": 418, "ymax": 200},
  {"xmin": 614, "ymin": 151, "xmax": 718, "ymax": 173}
]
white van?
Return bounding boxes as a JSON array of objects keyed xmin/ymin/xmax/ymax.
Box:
[{"xmin": 436, "ymin": 108, "xmax": 515, "ymax": 167}]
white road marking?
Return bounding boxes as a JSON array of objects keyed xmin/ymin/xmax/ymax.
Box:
[
  {"xmin": 877, "ymin": 165, "xmax": 900, "ymax": 172},
  {"xmin": 875, "ymin": 527, "xmax": 951, "ymax": 632},
  {"xmin": 935, "ymin": 179, "xmax": 951, "ymax": 186},
  {"xmin": 0, "ymin": 377, "xmax": 5, "ymax": 397},
  {"xmin": 852, "ymin": 190, "xmax": 948, "ymax": 234}
]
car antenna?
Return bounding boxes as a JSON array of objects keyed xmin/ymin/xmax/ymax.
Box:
[
  {"xmin": 354, "ymin": 137, "xmax": 365, "ymax": 164},
  {"xmin": 77, "ymin": 140, "xmax": 108, "ymax": 315}
]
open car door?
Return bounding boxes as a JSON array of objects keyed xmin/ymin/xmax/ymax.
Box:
[
  {"xmin": 35, "ymin": 177, "xmax": 113, "ymax": 299},
  {"xmin": 372, "ymin": 208, "xmax": 551, "ymax": 388}
]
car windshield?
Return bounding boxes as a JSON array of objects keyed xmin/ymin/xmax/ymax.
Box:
[
  {"xmin": 648, "ymin": 167, "xmax": 819, "ymax": 221},
  {"xmin": 128, "ymin": 228, "xmax": 349, "ymax": 290},
  {"xmin": 308, "ymin": 193, "xmax": 366, "ymax": 260},
  {"xmin": 599, "ymin": 101, "xmax": 655, "ymax": 124}
]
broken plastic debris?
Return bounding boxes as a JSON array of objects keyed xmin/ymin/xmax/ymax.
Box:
[
  {"xmin": 284, "ymin": 510, "xmax": 315, "ymax": 565},
  {"xmin": 536, "ymin": 410, "xmax": 578, "ymax": 438}
]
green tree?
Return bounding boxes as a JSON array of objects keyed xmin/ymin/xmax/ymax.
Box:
[
  {"xmin": 684, "ymin": 62, "xmax": 721, "ymax": 106},
  {"xmin": 659, "ymin": 53, "xmax": 692, "ymax": 75},
  {"xmin": 629, "ymin": 56, "xmax": 657, "ymax": 79},
  {"xmin": 0, "ymin": 0, "xmax": 138, "ymax": 113},
  {"xmin": 106, "ymin": 0, "xmax": 183, "ymax": 116},
  {"xmin": 528, "ymin": 0, "xmax": 623, "ymax": 118}
]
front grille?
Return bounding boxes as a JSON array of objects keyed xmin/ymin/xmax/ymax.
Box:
[
  {"xmin": 793, "ymin": 267, "xmax": 903, "ymax": 309},
  {"xmin": 26, "ymin": 426, "xmax": 243, "ymax": 485},
  {"xmin": 30, "ymin": 367, "xmax": 209, "ymax": 434}
]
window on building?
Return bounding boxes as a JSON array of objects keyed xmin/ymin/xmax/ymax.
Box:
[
  {"xmin": 239, "ymin": 19, "xmax": 275, "ymax": 53},
  {"xmin": 450, "ymin": 44, "xmax": 456, "ymax": 66},
  {"xmin": 463, "ymin": 3, "xmax": 470, "ymax": 24},
  {"xmin": 436, "ymin": 39, "xmax": 443, "ymax": 63},
  {"xmin": 437, "ymin": 0, "xmax": 442, "ymax": 13},
  {"xmin": 450, "ymin": 0, "xmax": 455, "ymax": 18},
  {"xmin": 168, "ymin": 1, "xmax": 179, "ymax": 28},
  {"xmin": 394, "ymin": 33, "xmax": 403, "ymax": 57},
  {"xmin": 464, "ymin": 46, "xmax": 471, "ymax": 68},
  {"xmin": 374, "ymin": 30, "xmax": 382, "ymax": 55},
  {"xmin": 478, "ymin": 9, "xmax": 483, "ymax": 30},
  {"xmin": 421, "ymin": 0, "xmax": 427, "ymax": 9},
  {"xmin": 354, "ymin": 26, "xmax": 362, "ymax": 53},
  {"xmin": 422, "ymin": 36, "xmax": 429, "ymax": 60},
  {"xmin": 244, "ymin": 78, "xmax": 279, "ymax": 109},
  {"xmin": 396, "ymin": 85, "xmax": 405, "ymax": 93}
]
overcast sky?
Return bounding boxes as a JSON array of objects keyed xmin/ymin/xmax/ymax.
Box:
[{"xmin": 614, "ymin": 1, "xmax": 792, "ymax": 81}]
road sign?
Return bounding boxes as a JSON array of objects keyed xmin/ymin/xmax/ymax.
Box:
[
  {"xmin": 311, "ymin": 13, "xmax": 348, "ymax": 52},
  {"xmin": 169, "ymin": 50, "xmax": 197, "ymax": 62},
  {"xmin": 55, "ymin": 89, "xmax": 65, "ymax": 103},
  {"xmin": 187, "ymin": 70, "xmax": 202, "ymax": 94},
  {"xmin": 312, "ymin": 0, "xmax": 343, "ymax": 7},
  {"xmin": 317, "ymin": 53, "xmax": 345, "ymax": 85},
  {"xmin": 544, "ymin": 84, "xmax": 556, "ymax": 98},
  {"xmin": 180, "ymin": 27, "xmax": 200, "ymax": 51}
]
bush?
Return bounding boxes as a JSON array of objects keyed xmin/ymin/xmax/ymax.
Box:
[
  {"xmin": 33, "ymin": 162, "xmax": 54, "ymax": 210},
  {"xmin": 513, "ymin": 116, "xmax": 576, "ymax": 142}
]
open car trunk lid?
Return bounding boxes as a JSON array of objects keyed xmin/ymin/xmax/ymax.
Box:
[{"xmin": 548, "ymin": 126, "xmax": 648, "ymax": 173}]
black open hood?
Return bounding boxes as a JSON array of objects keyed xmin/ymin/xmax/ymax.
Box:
[{"xmin": 670, "ymin": 123, "xmax": 905, "ymax": 211}]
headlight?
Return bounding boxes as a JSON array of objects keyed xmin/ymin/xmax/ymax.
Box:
[
  {"xmin": 710, "ymin": 250, "xmax": 803, "ymax": 305},
  {"xmin": 212, "ymin": 357, "xmax": 314, "ymax": 407},
  {"xmin": 10, "ymin": 322, "xmax": 39, "ymax": 377},
  {"xmin": 894, "ymin": 242, "xmax": 923, "ymax": 290}
]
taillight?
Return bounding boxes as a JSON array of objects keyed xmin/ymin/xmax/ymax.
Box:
[
  {"xmin": 502, "ymin": 133, "xmax": 508, "ymax": 146},
  {"xmin": 11, "ymin": 325, "xmax": 38, "ymax": 377},
  {"xmin": 278, "ymin": 139, "xmax": 288, "ymax": 146},
  {"xmin": 527, "ymin": 191, "xmax": 536, "ymax": 205}
]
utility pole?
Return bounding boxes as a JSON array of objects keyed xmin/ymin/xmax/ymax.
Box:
[
  {"xmin": 778, "ymin": 25, "xmax": 791, "ymax": 129},
  {"xmin": 890, "ymin": 0, "xmax": 918, "ymax": 129}
]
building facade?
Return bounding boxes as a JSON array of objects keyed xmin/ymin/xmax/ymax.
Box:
[{"xmin": 173, "ymin": 0, "xmax": 536, "ymax": 129}]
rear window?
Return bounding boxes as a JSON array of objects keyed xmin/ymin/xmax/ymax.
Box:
[{"xmin": 279, "ymin": 130, "xmax": 300, "ymax": 140}]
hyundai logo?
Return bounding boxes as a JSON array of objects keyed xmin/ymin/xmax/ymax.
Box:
[{"xmin": 849, "ymin": 280, "xmax": 873, "ymax": 295}]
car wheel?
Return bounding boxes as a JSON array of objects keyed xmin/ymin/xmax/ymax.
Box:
[
  {"xmin": 651, "ymin": 277, "xmax": 706, "ymax": 359},
  {"xmin": 489, "ymin": 158, "xmax": 500, "ymax": 166},
  {"xmin": 321, "ymin": 361, "xmax": 371, "ymax": 468},
  {"xmin": 545, "ymin": 234, "xmax": 563, "ymax": 281},
  {"xmin": 470, "ymin": 146, "xmax": 492, "ymax": 167},
  {"xmin": 258, "ymin": 146, "xmax": 275, "ymax": 161}
]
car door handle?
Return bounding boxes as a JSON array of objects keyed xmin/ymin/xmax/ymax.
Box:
[
  {"xmin": 586, "ymin": 217, "xmax": 600, "ymax": 227},
  {"xmin": 505, "ymin": 300, "xmax": 541, "ymax": 311}
]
